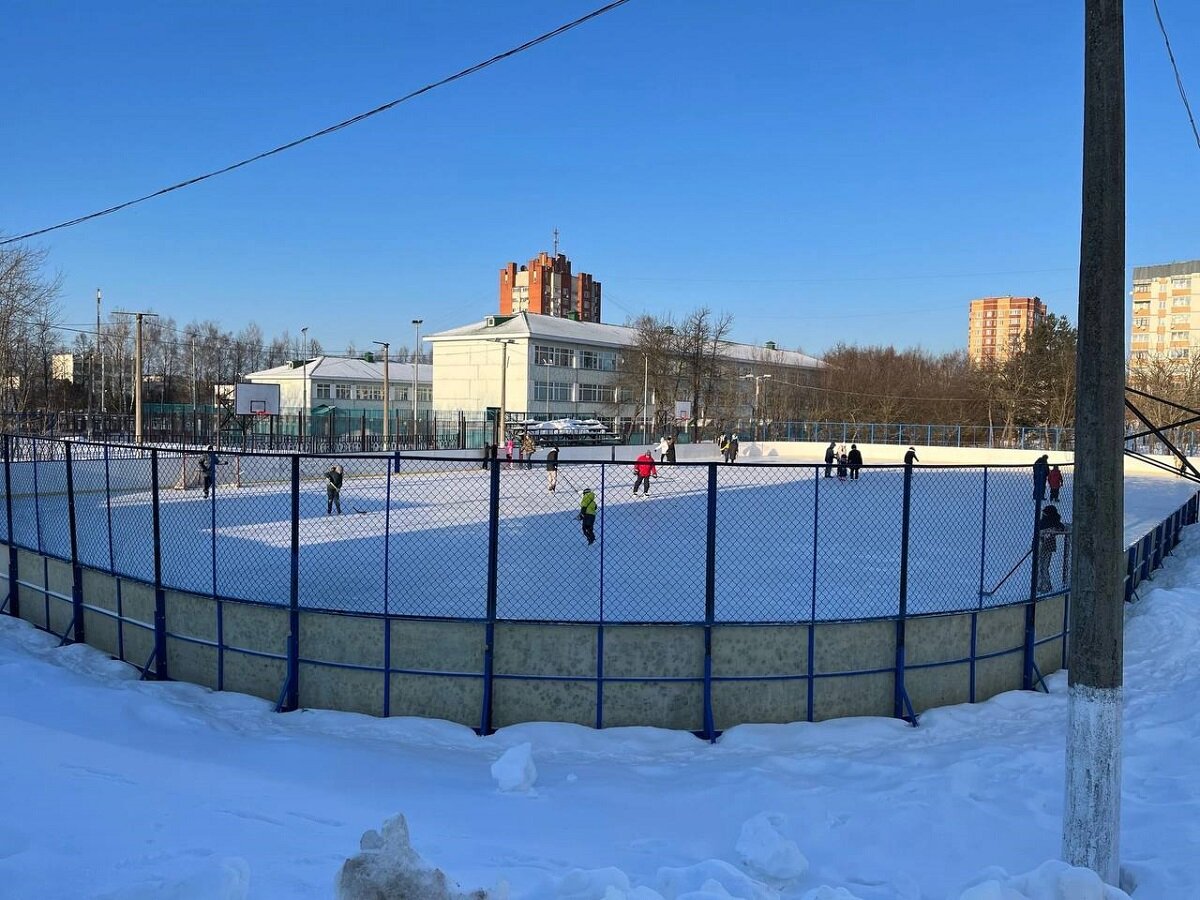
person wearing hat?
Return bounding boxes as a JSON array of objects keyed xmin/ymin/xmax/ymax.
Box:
[
  {"xmin": 1036, "ymin": 503, "xmax": 1070, "ymax": 592},
  {"xmin": 904, "ymin": 446, "xmax": 919, "ymax": 467},
  {"xmin": 578, "ymin": 488, "xmax": 598, "ymax": 545},
  {"xmin": 1033, "ymin": 454, "xmax": 1050, "ymax": 502},
  {"xmin": 848, "ymin": 443, "xmax": 863, "ymax": 480},
  {"xmin": 824, "ymin": 440, "xmax": 836, "ymax": 478}
]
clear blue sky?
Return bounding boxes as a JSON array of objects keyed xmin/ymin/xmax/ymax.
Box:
[{"xmin": 3, "ymin": 0, "xmax": 1198, "ymax": 357}]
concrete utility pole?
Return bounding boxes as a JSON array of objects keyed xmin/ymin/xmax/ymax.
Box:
[
  {"xmin": 373, "ymin": 341, "xmax": 390, "ymax": 449},
  {"xmin": 1063, "ymin": 0, "xmax": 1125, "ymax": 886},
  {"xmin": 97, "ymin": 289, "xmax": 105, "ymax": 415},
  {"xmin": 114, "ymin": 310, "xmax": 158, "ymax": 444},
  {"xmin": 411, "ymin": 319, "xmax": 422, "ymax": 449}
]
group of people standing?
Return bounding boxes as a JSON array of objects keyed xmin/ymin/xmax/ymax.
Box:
[
  {"xmin": 823, "ymin": 441, "xmax": 864, "ymax": 480},
  {"xmin": 718, "ymin": 433, "xmax": 739, "ymax": 464}
]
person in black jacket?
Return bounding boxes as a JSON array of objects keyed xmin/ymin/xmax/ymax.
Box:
[
  {"xmin": 1033, "ymin": 454, "xmax": 1050, "ymax": 501},
  {"xmin": 904, "ymin": 446, "xmax": 919, "ymax": 467},
  {"xmin": 848, "ymin": 444, "xmax": 863, "ymax": 480},
  {"xmin": 1037, "ymin": 504, "xmax": 1069, "ymax": 592},
  {"xmin": 824, "ymin": 441, "xmax": 836, "ymax": 478},
  {"xmin": 545, "ymin": 446, "xmax": 559, "ymax": 493},
  {"xmin": 325, "ymin": 464, "xmax": 344, "ymax": 515}
]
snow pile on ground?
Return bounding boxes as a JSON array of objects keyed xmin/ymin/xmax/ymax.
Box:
[
  {"xmin": 734, "ymin": 812, "xmax": 808, "ymax": 883},
  {"xmin": 336, "ymin": 813, "xmax": 494, "ymax": 900},
  {"xmin": 96, "ymin": 857, "xmax": 250, "ymax": 900},
  {"xmin": 957, "ymin": 859, "xmax": 1132, "ymax": 899},
  {"xmin": 492, "ymin": 741, "xmax": 538, "ymax": 793}
]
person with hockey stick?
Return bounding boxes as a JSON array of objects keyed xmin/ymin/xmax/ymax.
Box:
[
  {"xmin": 633, "ymin": 451, "xmax": 658, "ymax": 495},
  {"xmin": 728, "ymin": 434, "xmax": 739, "ymax": 463},
  {"xmin": 657, "ymin": 435, "xmax": 670, "ymax": 463},
  {"xmin": 578, "ymin": 488, "xmax": 598, "ymax": 545},
  {"xmin": 1036, "ymin": 504, "xmax": 1069, "ymax": 592},
  {"xmin": 824, "ymin": 441, "xmax": 836, "ymax": 478},
  {"xmin": 198, "ymin": 445, "xmax": 227, "ymax": 499},
  {"xmin": 325, "ymin": 464, "xmax": 344, "ymax": 515},
  {"xmin": 546, "ymin": 446, "xmax": 559, "ymax": 493},
  {"xmin": 666, "ymin": 435, "xmax": 677, "ymax": 465}
]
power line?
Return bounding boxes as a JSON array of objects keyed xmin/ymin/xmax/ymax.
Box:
[
  {"xmin": 1152, "ymin": 0, "xmax": 1200, "ymax": 149},
  {"xmin": 0, "ymin": 0, "xmax": 633, "ymax": 247}
]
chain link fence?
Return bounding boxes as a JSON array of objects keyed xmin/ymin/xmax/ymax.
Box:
[{"xmin": 3, "ymin": 435, "xmax": 1083, "ymax": 621}]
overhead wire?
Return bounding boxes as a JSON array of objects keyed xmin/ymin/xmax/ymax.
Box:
[
  {"xmin": 1151, "ymin": 0, "xmax": 1200, "ymax": 150},
  {"xmin": 0, "ymin": 0, "xmax": 633, "ymax": 246}
]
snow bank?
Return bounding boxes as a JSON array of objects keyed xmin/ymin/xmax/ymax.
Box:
[
  {"xmin": 96, "ymin": 858, "xmax": 250, "ymax": 899},
  {"xmin": 957, "ymin": 859, "xmax": 1132, "ymax": 899},
  {"xmin": 655, "ymin": 859, "xmax": 775, "ymax": 899},
  {"xmin": 336, "ymin": 814, "xmax": 493, "ymax": 900},
  {"xmin": 734, "ymin": 812, "xmax": 808, "ymax": 882}
]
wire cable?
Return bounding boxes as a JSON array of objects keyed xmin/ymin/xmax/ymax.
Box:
[
  {"xmin": 1152, "ymin": 0, "xmax": 1200, "ymax": 149},
  {"xmin": 0, "ymin": 0, "xmax": 633, "ymax": 246}
]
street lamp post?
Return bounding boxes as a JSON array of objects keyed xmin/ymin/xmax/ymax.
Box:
[
  {"xmin": 300, "ymin": 326, "xmax": 309, "ymax": 451},
  {"xmin": 743, "ymin": 374, "xmax": 771, "ymax": 442},
  {"xmin": 411, "ymin": 319, "xmax": 422, "ymax": 450},
  {"xmin": 488, "ymin": 339, "xmax": 515, "ymax": 449},
  {"xmin": 373, "ymin": 341, "xmax": 390, "ymax": 450}
]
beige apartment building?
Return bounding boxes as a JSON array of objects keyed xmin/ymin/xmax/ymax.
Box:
[
  {"xmin": 966, "ymin": 296, "xmax": 1047, "ymax": 365},
  {"xmin": 1129, "ymin": 260, "xmax": 1200, "ymax": 374}
]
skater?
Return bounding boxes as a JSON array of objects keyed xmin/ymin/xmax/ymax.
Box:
[
  {"xmin": 848, "ymin": 444, "xmax": 863, "ymax": 480},
  {"xmin": 1033, "ymin": 454, "xmax": 1050, "ymax": 501},
  {"xmin": 325, "ymin": 464, "xmax": 344, "ymax": 515},
  {"xmin": 633, "ymin": 451, "xmax": 658, "ymax": 495},
  {"xmin": 1048, "ymin": 464, "xmax": 1064, "ymax": 502},
  {"xmin": 521, "ymin": 433, "xmax": 536, "ymax": 469},
  {"xmin": 728, "ymin": 434, "xmax": 739, "ymax": 463},
  {"xmin": 546, "ymin": 446, "xmax": 559, "ymax": 492},
  {"xmin": 197, "ymin": 445, "xmax": 226, "ymax": 499},
  {"xmin": 504, "ymin": 436, "xmax": 514, "ymax": 470},
  {"xmin": 836, "ymin": 449, "xmax": 848, "ymax": 481},
  {"xmin": 824, "ymin": 441, "xmax": 836, "ymax": 478},
  {"xmin": 658, "ymin": 435, "xmax": 670, "ymax": 463},
  {"xmin": 578, "ymin": 488, "xmax": 598, "ymax": 545},
  {"xmin": 904, "ymin": 446, "xmax": 919, "ymax": 467},
  {"xmin": 666, "ymin": 435, "xmax": 677, "ymax": 465},
  {"xmin": 719, "ymin": 433, "xmax": 731, "ymax": 464},
  {"xmin": 1036, "ymin": 504, "xmax": 1069, "ymax": 592}
]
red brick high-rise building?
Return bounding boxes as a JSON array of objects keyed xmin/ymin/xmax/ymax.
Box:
[{"xmin": 499, "ymin": 252, "xmax": 601, "ymax": 323}]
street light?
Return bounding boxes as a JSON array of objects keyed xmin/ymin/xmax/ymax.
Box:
[
  {"xmin": 743, "ymin": 373, "xmax": 771, "ymax": 442},
  {"xmin": 300, "ymin": 326, "xmax": 309, "ymax": 450},
  {"xmin": 373, "ymin": 340, "xmax": 390, "ymax": 449},
  {"xmin": 411, "ymin": 319, "xmax": 423, "ymax": 450},
  {"xmin": 487, "ymin": 338, "xmax": 516, "ymax": 449}
]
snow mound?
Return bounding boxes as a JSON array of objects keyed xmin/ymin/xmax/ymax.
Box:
[
  {"xmin": 555, "ymin": 866, "xmax": 669, "ymax": 898},
  {"xmin": 957, "ymin": 859, "xmax": 1132, "ymax": 899},
  {"xmin": 336, "ymin": 814, "xmax": 491, "ymax": 900},
  {"xmin": 735, "ymin": 812, "xmax": 808, "ymax": 881},
  {"xmin": 799, "ymin": 888, "xmax": 863, "ymax": 900},
  {"xmin": 656, "ymin": 858, "xmax": 775, "ymax": 899},
  {"xmin": 96, "ymin": 857, "xmax": 250, "ymax": 899},
  {"xmin": 491, "ymin": 741, "xmax": 538, "ymax": 793}
]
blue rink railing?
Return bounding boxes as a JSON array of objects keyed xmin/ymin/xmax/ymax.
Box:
[{"xmin": 1, "ymin": 434, "xmax": 1197, "ymax": 733}]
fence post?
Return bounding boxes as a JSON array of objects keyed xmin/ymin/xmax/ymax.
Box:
[
  {"xmin": 383, "ymin": 454, "xmax": 393, "ymax": 717},
  {"xmin": 977, "ymin": 467, "xmax": 989, "ymax": 603},
  {"xmin": 481, "ymin": 451, "xmax": 501, "ymax": 734},
  {"xmin": 150, "ymin": 449, "xmax": 168, "ymax": 679},
  {"xmin": 4, "ymin": 435, "xmax": 18, "ymax": 618},
  {"xmin": 702, "ymin": 463, "xmax": 717, "ymax": 740},
  {"xmin": 283, "ymin": 453, "xmax": 300, "ymax": 711},
  {"xmin": 64, "ymin": 442, "xmax": 86, "ymax": 643},
  {"xmin": 1024, "ymin": 495, "xmax": 1044, "ymax": 691},
  {"xmin": 894, "ymin": 459, "xmax": 914, "ymax": 722}
]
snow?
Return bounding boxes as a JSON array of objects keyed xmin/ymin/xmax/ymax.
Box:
[{"xmin": 1, "ymin": 469, "xmax": 1198, "ymax": 897}]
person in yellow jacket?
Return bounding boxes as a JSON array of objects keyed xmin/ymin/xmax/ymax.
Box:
[{"xmin": 578, "ymin": 488, "xmax": 598, "ymax": 545}]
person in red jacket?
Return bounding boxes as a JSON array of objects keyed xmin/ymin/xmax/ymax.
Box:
[
  {"xmin": 1048, "ymin": 464, "xmax": 1064, "ymax": 502},
  {"xmin": 633, "ymin": 452, "xmax": 658, "ymax": 496}
]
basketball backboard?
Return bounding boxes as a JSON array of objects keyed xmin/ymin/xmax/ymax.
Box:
[{"xmin": 234, "ymin": 382, "xmax": 281, "ymax": 416}]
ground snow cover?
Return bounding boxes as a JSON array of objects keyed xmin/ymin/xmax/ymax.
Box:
[{"xmin": 0, "ymin": 478, "xmax": 1197, "ymax": 898}]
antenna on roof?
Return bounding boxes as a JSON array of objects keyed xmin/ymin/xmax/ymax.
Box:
[{"xmin": 553, "ymin": 226, "xmax": 559, "ymax": 257}]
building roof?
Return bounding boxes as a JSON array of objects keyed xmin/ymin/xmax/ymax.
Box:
[
  {"xmin": 244, "ymin": 356, "xmax": 432, "ymax": 383},
  {"xmin": 427, "ymin": 313, "xmax": 825, "ymax": 370},
  {"xmin": 1133, "ymin": 260, "xmax": 1200, "ymax": 280}
]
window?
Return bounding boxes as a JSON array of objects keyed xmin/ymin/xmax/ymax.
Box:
[
  {"xmin": 534, "ymin": 381, "xmax": 572, "ymax": 402},
  {"xmin": 1133, "ymin": 281, "xmax": 1151, "ymax": 292},
  {"xmin": 335, "ymin": 383, "xmax": 352, "ymax": 400},
  {"xmin": 1169, "ymin": 348, "xmax": 1190, "ymax": 359},
  {"xmin": 1174, "ymin": 296, "xmax": 1192, "ymax": 306},
  {"xmin": 579, "ymin": 350, "xmax": 600, "ymax": 370},
  {"xmin": 1172, "ymin": 277, "xmax": 1190, "ymax": 289},
  {"xmin": 358, "ymin": 385, "xmax": 383, "ymax": 401},
  {"xmin": 578, "ymin": 382, "xmax": 612, "ymax": 403},
  {"xmin": 618, "ymin": 387, "xmax": 634, "ymax": 403},
  {"xmin": 390, "ymin": 385, "xmax": 409, "ymax": 402},
  {"xmin": 1133, "ymin": 301, "xmax": 1150, "ymax": 312},
  {"xmin": 315, "ymin": 383, "xmax": 331, "ymax": 399},
  {"xmin": 418, "ymin": 386, "xmax": 432, "ymax": 403},
  {"xmin": 1133, "ymin": 317, "xmax": 1149, "ymax": 328},
  {"xmin": 1171, "ymin": 331, "xmax": 1189, "ymax": 342}
]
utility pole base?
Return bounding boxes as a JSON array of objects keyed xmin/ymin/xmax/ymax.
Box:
[{"xmin": 1063, "ymin": 682, "xmax": 1123, "ymax": 887}]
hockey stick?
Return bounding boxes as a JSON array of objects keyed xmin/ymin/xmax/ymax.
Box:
[{"xmin": 981, "ymin": 548, "xmax": 1033, "ymax": 596}]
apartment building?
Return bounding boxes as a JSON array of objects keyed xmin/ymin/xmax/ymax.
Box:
[
  {"xmin": 966, "ymin": 296, "xmax": 1047, "ymax": 365},
  {"xmin": 499, "ymin": 251, "xmax": 601, "ymax": 323},
  {"xmin": 244, "ymin": 356, "xmax": 432, "ymax": 414},
  {"xmin": 1129, "ymin": 260, "xmax": 1200, "ymax": 373}
]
